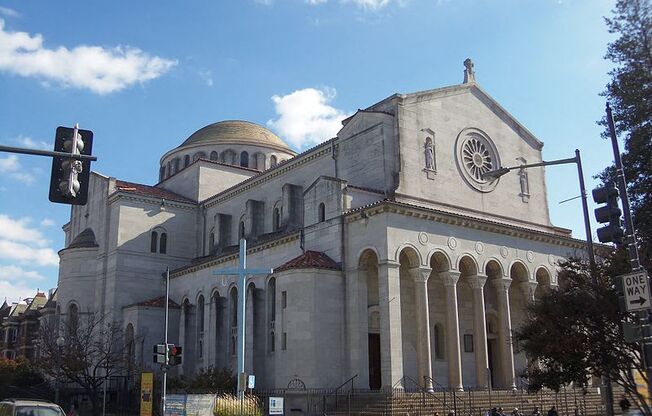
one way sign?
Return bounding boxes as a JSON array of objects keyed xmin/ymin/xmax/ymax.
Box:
[{"xmin": 622, "ymin": 270, "xmax": 651, "ymax": 312}]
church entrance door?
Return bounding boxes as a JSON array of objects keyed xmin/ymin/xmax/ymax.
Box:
[{"xmin": 368, "ymin": 333, "xmax": 381, "ymax": 389}]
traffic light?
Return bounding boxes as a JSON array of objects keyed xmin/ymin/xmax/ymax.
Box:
[
  {"xmin": 592, "ymin": 183, "xmax": 624, "ymax": 245},
  {"xmin": 49, "ymin": 125, "xmax": 94, "ymax": 205},
  {"xmin": 168, "ymin": 344, "xmax": 182, "ymax": 366},
  {"xmin": 153, "ymin": 344, "xmax": 167, "ymax": 364}
]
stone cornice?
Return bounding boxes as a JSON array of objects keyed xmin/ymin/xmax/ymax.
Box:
[
  {"xmin": 171, "ymin": 232, "xmax": 300, "ymax": 278},
  {"xmin": 107, "ymin": 192, "xmax": 197, "ymax": 211},
  {"xmin": 202, "ymin": 142, "xmax": 333, "ymax": 209},
  {"xmin": 344, "ymin": 200, "xmax": 589, "ymax": 250}
]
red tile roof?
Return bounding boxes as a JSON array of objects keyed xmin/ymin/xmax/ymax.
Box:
[
  {"xmin": 275, "ymin": 251, "xmax": 341, "ymax": 273},
  {"xmin": 115, "ymin": 180, "xmax": 195, "ymax": 204},
  {"xmin": 123, "ymin": 296, "xmax": 181, "ymax": 309}
]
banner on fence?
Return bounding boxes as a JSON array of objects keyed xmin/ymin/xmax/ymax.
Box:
[
  {"xmin": 186, "ymin": 394, "xmax": 215, "ymax": 416},
  {"xmin": 269, "ymin": 397, "xmax": 284, "ymax": 415},
  {"xmin": 165, "ymin": 395, "xmax": 186, "ymax": 416},
  {"xmin": 635, "ymin": 369, "xmax": 649, "ymax": 406},
  {"xmin": 139, "ymin": 372, "xmax": 153, "ymax": 416}
]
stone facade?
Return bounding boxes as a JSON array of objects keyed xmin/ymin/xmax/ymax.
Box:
[{"xmin": 56, "ymin": 65, "xmax": 588, "ymax": 391}]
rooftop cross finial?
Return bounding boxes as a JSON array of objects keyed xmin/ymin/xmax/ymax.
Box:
[{"xmin": 463, "ymin": 58, "xmax": 476, "ymax": 84}]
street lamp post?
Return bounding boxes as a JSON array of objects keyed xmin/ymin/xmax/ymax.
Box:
[
  {"xmin": 482, "ymin": 148, "xmax": 615, "ymax": 416},
  {"xmin": 54, "ymin": 335, "xmax": 65, "ymax": 405}
]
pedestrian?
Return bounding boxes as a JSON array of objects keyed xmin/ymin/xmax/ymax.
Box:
[
  {"xmin": 68, "ymin": 401, "xmax": 78, "ymax": 416},
  {"xmin": 547, "ymin": 406, "xmax": 558, "ymax": 416},
  {"xmin": 532, "ymin": 407, "xmax": 541, "ymax": 416},
  {"xmin": 619, "ymin": 394, "xmax": 631, "ymax": 414},
  {"xmin": 490, "ymin": 407, "xmax": 499, "ymax": 416},
  {"xmin": 498, "ymin": 407, "xmax": 505, "ymax": 416},
  {"xmin": 512, "ymin": 408, "xmax": 521, "ymax": 416}
]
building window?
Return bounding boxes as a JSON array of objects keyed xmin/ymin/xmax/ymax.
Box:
[
  {"xmin": 240, "ymin": 151, "xmax": 249, "ymax": 168},
  {"xmin": 282, "ymin": 291, "xmax": 287, "ymax": 309},
  {"xmin": 210, "ymin": 151, "xmax": 218, "ymax": 161},
  {"xmin": 318, "ymin": 203, "xmax": 326, "ymax": 223},
  {"xmin": 273, "ymin": 208, "xmax": 280, "ymax": 231},
  {"xmin": 434, "ymin": 323, "xmax": 445, "ymax": 360},
  {"xmin": 239, "ymin": 221, "xmax": 245, "ymax": 240},
  {"xmin": 193, "ymin": 151, "xmax": 206, "ymax": 161},
  {"xmin": 167, "ymin": 161, "xmax": 172, "ymax": 177},
  {"xmin": 68, "ymin": 304, "xmax": 79, "ymax": 335},
  {"xmin": 282, "ymin": 332, "xmax": 287, "ymax": 350},
  {"xmin": 209, "ymin": 230, "xmax": 215, "ymax": 253},
  {"xmin": 268, "ymin": 277, "xmax": 276, "ymax": 353},
  {"xmin": 198, "ymin": 295, "xmax": 205, "ymax": 333},
  {"xmin": 184, "ymin": 155, "xmax": 190, "ymax": 167},
  {"xmin": 464, "ymin": 334, "xmax": 474, "ymax": 353},
  {"xmin": 159, "ymin": 167, "xmax": 165, "ymax": 181},
  {"xmin": 159, "ymin": 233, "xmax": 167, "ymax": 254},
  {"xmin": 150, "ymin": 231, "xmax": 158, "ymax": 253},
  {"xmin": 270, "ymin": 155, "xmax": 277, "ymax": 167},
  {"xmin": 173, "ymin": 158, "xmax": 180, "ymax": 173}
]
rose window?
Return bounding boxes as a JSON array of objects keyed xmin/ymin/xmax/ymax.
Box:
[{"xmin": 454, "ymin": 128, "xmax": 501, "ymax": 193}]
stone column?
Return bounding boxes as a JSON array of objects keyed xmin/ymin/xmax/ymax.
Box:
[
  {"xmin": 468, "ymin": 274, "xmax": 489, "ymax": 389},
  {"xmin": 346, "ymin": 266, "xmax": 369, "ymax": 386},
  {"xmin": 378, "ymin": 260, "xmax": 403, "ymax": 389},
  {"xmin": 409, "ymin": 266, "xmax": 434, "ymax": 391},
  {"xmin": 441, "ymin": 270, "xmax": 463, "ymax": 391},
  {"xmin": 493, "ymin": 278, "xmax": 516, "ymax": 389},
  {"xmin": 208, "ymin": 295, "xmax": 216, "ymax": 368},
  {"xmin": 523, "ymin": 281, "xmax": 538, "ymax": 303}
]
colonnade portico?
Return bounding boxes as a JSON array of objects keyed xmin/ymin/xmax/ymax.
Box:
[{"xmin": 352, "ymin": 245, "xmax": 553, "ymax": 392}]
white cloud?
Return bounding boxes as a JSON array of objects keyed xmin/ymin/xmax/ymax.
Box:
[
  {"xmin": 308, "ymin": 0, "xmax": 394, "ymax": 9},
  {"xmin": 267, "ymin": 87, "xmax": 349, "ymax": 149},
  {"xmin": 0, "ymin": 265, "xmax": 45, "ymax": 280},
  {"xmin": 0, "ymin": 154, "xmax": 19, "ymax": 172},
  {"xmin": 0, "ymin": 7, "xmax": 19, "ymax": 18},
  {"xmin": 0, "ymin": 215, "xmax": 49, "ymax": 246},
  {"xmin": 16, "ymin": 135, "xmax": 50, "ymax": 150},
  {"xmin": 254, "ymin": 0, "xmax": 274, "ymax": 5},
  {"xmin": 198, "ymin": 69, "xmax": 214, "ymax": 87},
  {"xmin": 306, "ymin": 0, "xmax": 327, "ymax": 4},
  {"xmin": 0, "ymin": 19, "xmax": 177, "ymax": 94},
  {"xmin": 0, "ymin": 240, "xmax": 59, "ymax": 266},
  {"xmin": 0, "ymin": 280, "xmax": 39, "ymax": 304},
  {"xmin": 40, "ymin": 218, "xmax": 55, "ymax": 227}
]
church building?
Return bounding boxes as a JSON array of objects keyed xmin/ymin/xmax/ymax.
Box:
[{"xmin": 55, "ymin": 61, "xmax": 587, "ymax": 391}]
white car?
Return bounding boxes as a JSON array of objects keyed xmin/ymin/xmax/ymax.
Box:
[{"xmin": 0, "ymin": 399, "xmax": 66, "ymax": 416}]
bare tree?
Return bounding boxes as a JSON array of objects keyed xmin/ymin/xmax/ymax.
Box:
[{"xmin": 37, "ymin": 312, "xmax": 137, "ymax": 416}]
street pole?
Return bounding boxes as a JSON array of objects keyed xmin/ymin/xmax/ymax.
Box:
[
  {"xmin": 162, "ymin": 266, "xmax": 170, "ymax": 416},
  {"xmin": 605, "ymin": 103, "xmax": 650, "ymax": 403}
]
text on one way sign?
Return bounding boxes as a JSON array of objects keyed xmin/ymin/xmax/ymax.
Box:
[{"xmin": 623, "ymin": 270, "xmax": 651, "ymax": 312}]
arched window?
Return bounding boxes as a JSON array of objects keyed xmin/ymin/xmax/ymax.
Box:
[
  {"xmin": 267, "ymin": 277, "xmax": 276, "ymax": 352},
  {"xmin": 125, "ymin": 323, "xmax": 135, "ymax": 366},
  {"xmin": 240, "ymin": 151, "xmax": 249, "ymax": 168},
  {"xmin": 150, "ymin": 231, "xmax": 158, "ymax": 253},
  {"xmin": 173, "ymin": 158, "xmax": 180, "ymax": 173},
  {"xmin": 273, "ymin": 208, "xmax": 280, "ymax": 231},
  {"xmin": 198, "ymin": 295, "xmax": 205, "ymax": 332},
  {"xmin": 167, "ymin": 161, "xmax": 172, "ymax": 177},
  {"xmin": 184, "ymin": 155, "xmax": 190, "ymax": 167},
  {"xmin": 318, "ymin": 203, "xmax": 326, "ymax": 223},
  {"xmin": 193, "ymin": 151, "xmax": 206, "ymax": 162},
  {"xmin": 210, "ymin": 151, "xmax": 218, "ymax": 161},
  {"xmin": 434, "ymin": 323, "xmax": 445, "ymax": 360},
  {"xmin": 159, "ymin": 232, "xmax": 167, "ymax": 254},
  {"xmin": 159, "ymin": 167, "xmax": 165, "ymax": 182},
  {"xmin": 270, "ymin": 155, "xmax": 277, "ymax": 167},
  {"xmin": 229, "ymin": 288, "xmax": 238, "ymax": 355},
  {"xmin": 209, "ymin": 229, "xmax": 215, "ymax": 253},
  {"xmin": 239, "ymin": 221, "xmax": 246, "ymax": 240},
  {"xmin": 68, "ymin": 303, "xmax": 79, "ymax": 335}
]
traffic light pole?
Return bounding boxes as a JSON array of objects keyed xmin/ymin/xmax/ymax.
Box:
[
  {"xmin": 162, "ymin": 267, "xmax": 170, "ymax": 415},
  {"xmin": 606, "ymin": 103, "xmax": 650, "ymax": 402},
  {"xmin": 0, "ymin": 144, "xmax": 97, "ymax": 161}
]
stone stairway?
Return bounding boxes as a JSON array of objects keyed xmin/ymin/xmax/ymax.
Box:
[{"xmin": 324, "ymin": 386, "xmax": 624, "ymax": 416}]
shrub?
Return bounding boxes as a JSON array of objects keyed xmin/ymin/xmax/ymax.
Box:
[{"xmin": 214, "ymin": 393, "xmax": 262, "ymax": 416}]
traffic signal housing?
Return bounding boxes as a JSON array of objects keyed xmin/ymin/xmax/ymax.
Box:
[
  {"xmin": 153, "ymin": 344, "xmax": 166, "ymax": 364},
  {"xmin": 592, "ymin": 183, "xmax": 624, "ymax": 245},
  {"xmin": 168, "ymin": 344, "xmax": 182, "ymax": 366},
  {"xmin": 49, "ymin": 125, "xmax": 94, "ymax": 205}
]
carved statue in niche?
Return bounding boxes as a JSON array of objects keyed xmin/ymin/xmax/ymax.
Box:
[
  {"xmin": 517, "ymin": 157, "xmax": 530, "ymax": 202},
  {"xmin": 424, "ymin": 137, "xmax": 435, "ymax": 171}
]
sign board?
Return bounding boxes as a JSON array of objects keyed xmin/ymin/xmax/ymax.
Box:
[
  {"xmin": 185, "ymin": 394, "xmax": 215, "ymax": 416},
  {"xmin": 623, "ymin": 270, "xmax": 651, "ymax": 312},
  {"xmin": 248, "ymin": 374, "xmax": 256, "ymax": 389},
  {"xmin": 139, "ymin": 372, "xmax": 153, "ymax": 416},
  {"xmin": 269, "ymin": 397, "xmax": 284, "ymax": 415},
  {"xmin": 164, "ymin": 395, "xmax": 186, "ymax": 416}
]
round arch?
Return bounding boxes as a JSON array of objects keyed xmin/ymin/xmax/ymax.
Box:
[
  {"xmin": 395, "ymin": 243, "xmax": 423, "ymax": 267},
  {"xmin": 456, "ymin": 253, "xmax": 480, "ymax": 275},
  {"xmin": 509, "ymin": 260, "xmax": 531, "ymax": 283}
]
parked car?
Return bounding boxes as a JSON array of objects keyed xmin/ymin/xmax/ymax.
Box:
[{"xmin": 0, "ymin": 399, "xmax": 66, "ymax": 416}]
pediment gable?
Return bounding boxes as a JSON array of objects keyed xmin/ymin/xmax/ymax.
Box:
[{"xmin": 338, "ymin": 109, "xmax": 394, "ymax": 140}]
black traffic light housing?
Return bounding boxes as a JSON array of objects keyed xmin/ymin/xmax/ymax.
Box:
[
  {"xmin": 592, "ymin": 183, "xmax": 624, "ymax": 245},
  {"xmin": 49, "ymin": 126, "xmax": 93, "ymax": 205}
]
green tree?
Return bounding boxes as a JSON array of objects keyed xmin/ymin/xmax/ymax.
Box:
[
  {"xmin": 514, "ymin": 255, "xmax": 650, "ymax": 414},
  {"xmin": 0, "ymin": 356, "xmax": 45, "ymax": 399},
  {"xmin": 599, "ymin": 0, "xmax": 652, "ymax": 271}
]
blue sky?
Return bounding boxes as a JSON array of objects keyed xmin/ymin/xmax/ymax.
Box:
[{"xmin": 0, "ymin": 0, "xmax": 619, "ymax": 303}]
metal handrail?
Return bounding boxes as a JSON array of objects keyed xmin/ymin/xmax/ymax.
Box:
[
  {"xmin": 322, "ymin": 374, "xmax": 358, "ymax": 415},
  {"xmin": 424, "ymin": 376, "xmax": 470, "ymax": 415}
]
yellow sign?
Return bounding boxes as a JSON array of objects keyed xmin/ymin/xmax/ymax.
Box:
[
  {"xmin": 140, "ymin": 372, "xmax": 154, "ymax": 416},
  {"xmin": 634, "ymin": 369, "xmax": 649, "ymax": 406}
]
